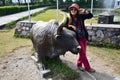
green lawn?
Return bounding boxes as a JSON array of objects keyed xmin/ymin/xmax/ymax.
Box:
[
  {"xmin": 0, "ymin": 29, "xmax": 31, "ymax": 57},
  {"xmin": 87, "ymin": 45, "xmax": 120, "ymax": 74},
  {"xmin": 31, "ymin": 9, "xmax": 98, "ymax": 24},
  {"xmin": 31, "ymin": 9, "xmax": 63, "ymax": 21}
]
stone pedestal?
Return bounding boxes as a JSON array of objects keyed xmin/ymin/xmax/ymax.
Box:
[{"xmin": 98, "ymin": 12, "xmax": 114, "ymax": 24}]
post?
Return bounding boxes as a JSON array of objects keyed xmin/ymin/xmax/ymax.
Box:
[
  {"xmin": 56, "ymin": 0, "xmax": 59, "ymax": 21},
  {"xmin": 90, "ymin": 0, "xmax": 93, "ymax": 25},
  {"xmin": 27, "ymin": 0, "xmax": 31, "ymax": 22}
]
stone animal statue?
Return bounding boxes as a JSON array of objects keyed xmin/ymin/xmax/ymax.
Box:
[{"xmin": 30, "ymin": 20, "xmax": 80, "ymax": 70}]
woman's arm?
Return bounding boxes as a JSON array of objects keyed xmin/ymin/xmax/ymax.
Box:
[
  {"xmin": 79, "ymin": 8, "xmax": 93, "ymax": 19},
  {"xmin": 68, "ymin": 25, "xmax": 76, "ymax": 31}
]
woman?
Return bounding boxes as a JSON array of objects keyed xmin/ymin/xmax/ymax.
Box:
[{"xmin": 61, "ymin": 3, "xmax": 95, "ymax": 73}]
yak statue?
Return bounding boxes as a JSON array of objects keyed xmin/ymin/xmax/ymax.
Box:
[{"xmin": 30, "ymin": 20, "xmax": 81, "ymax": 70}]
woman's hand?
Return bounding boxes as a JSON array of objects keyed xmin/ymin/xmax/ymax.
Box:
[
  {"xmin": 79, "ymin": 8, "xmax": 89, "ymax": 14},
  {"xmin": 79, "ymin": 8, "xmax": 85, "ymax": 13},
  {"xmin": 68, "ymin": 25, "xmax": 76, "ymax": 31}
]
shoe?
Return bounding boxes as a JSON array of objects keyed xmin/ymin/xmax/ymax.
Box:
[
  {"xmin": 86, "ymin": 68, "xmax": 96, "ymax": 73},
  {"xmin": 78, "ymin": 67, "xmax": 85, "ymax": 71}
]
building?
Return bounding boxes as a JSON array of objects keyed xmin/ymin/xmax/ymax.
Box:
[{"xmin": 114, "ymin": 0, "xmax": 120, "ymax": 8}]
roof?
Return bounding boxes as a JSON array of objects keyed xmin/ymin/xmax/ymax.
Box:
[{"xmin": 99, "ymin": 12, "xmax": 114, "ymax": 16}]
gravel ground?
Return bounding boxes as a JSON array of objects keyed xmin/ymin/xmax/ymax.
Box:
[
  {"xmin": 0, "ymin": 46, "xmax": 120, "ymax": 80},
  {"xmin": 0, "ymin": 46, "xmax": 43, "ymax": 80}
]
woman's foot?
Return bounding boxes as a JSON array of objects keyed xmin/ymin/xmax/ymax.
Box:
[
  {"xmin": 86, "ymin": 68, "xmax": 96, "ymax": 73},
  {"xmin": 78, "ymin": 67, "xmax": 85, "ymax": 71}
]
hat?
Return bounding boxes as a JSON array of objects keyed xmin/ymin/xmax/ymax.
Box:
[{"xmin": 69, "ymin": 3, "xmax": 80, "ymax": 11}]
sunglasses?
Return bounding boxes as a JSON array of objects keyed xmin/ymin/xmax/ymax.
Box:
[{"xmin": 70, "ymin": 8, "xmax": 77, "ymax": 11}]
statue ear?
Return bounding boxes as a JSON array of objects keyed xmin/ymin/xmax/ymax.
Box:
[{"xmin": 57, "ymin": 23, "xmax": 64, "ymax": 35}]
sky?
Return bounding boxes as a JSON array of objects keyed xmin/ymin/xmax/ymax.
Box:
[
  {"xmin": 63, "ymin": 0, "xmax": 75, "ymax": 2},
  {"xmin": 12, "ymin": 0, "xmax": 75, "ymax": 3},
  {"xmin": 12, "ymin": 0, "xmax": 31, "ymax": 3}
]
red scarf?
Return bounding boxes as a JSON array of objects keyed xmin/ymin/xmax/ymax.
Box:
[{"xmin": 72, "ymin": 15, "xmax": 82, "ymax": 29}]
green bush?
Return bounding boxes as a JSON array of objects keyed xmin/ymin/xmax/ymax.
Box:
[
  {"xmin": 0, "ymin": 6, "xmax": 27, "ymax": 16},
  {"xmin": 0, "ymin": 4, "xmax": 51, "ymax": 16}
]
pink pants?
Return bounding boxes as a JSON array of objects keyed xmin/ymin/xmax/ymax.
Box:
[{"xmin": 77, "ymin": 37, "xmax": 91, "ymax": 70}]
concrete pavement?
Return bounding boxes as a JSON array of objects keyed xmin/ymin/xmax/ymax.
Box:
[{"xmin": 0, "ymin": 7, "xmax": 48, "ymax": 28}]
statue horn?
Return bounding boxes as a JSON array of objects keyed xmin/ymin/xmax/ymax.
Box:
[
  {"xmin": 57, "ymin": 12, "xmax": 67, "ymax": 35},
  {"xmin": 57, "ymin": 23, "xmax": 64, "ymax": 35}
]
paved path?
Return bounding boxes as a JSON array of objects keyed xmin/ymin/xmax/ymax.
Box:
[{"xmin": 0, "ymin": 7, "xmax": 48, "ymax": 27}]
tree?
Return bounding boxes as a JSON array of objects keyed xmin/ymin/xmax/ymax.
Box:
[
  {"xmin": 43, "ymin": 0, "xmax": 47, "ymax": 4},
  {"xmin": 59, "ymin": 0, "xmax": 63, "ymax": 4},
  {"xmin": 18, "ymin": 0, "xmax": 20, "ymax": 5},
  {"xmin": 0, "ymin": 0, "xmax": 5, "ymax": 6},
  {"xmin": 1, "ymin": 0, "xmax": 13, "ymax": 5},
  {"xmin": 31, "ymin": 0, "xmax": 34, "ymax": 4},
  {"xmin": 86, "ymin": 0, "xmax": 91, "ymax": 8},
  {"xmin": 9, "ymin": 0, "xmax": 12, "ymax": 5},
  {"xmin": 24, "ymin": 0, "xmax": 27, "ymax": 4},
  {"xmin": 65, "ymin": 0, "xmax": 73, "ymax": 3}
]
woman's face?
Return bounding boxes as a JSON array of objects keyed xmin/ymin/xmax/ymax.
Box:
[{"xmin": 70, "ymin": 8, "xmax": 77, "ymax": 16}]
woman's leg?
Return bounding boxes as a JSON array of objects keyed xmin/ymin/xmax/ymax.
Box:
[{"xmin": 77, "ymin": 37, "xmax": 91, "ymax": 70}]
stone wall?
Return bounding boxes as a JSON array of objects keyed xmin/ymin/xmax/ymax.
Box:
[
  {"xmin": 15, "ymin": 21, "xmax": 120, "ymax": 46},
  {"xmin": 86, "ymin": 24, "xmax": 120, "ymax": 46}
]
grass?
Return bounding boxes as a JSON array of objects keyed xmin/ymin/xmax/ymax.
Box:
[
  {"xmin": 115, "ymin": 8, "xmax": 120, "ymax": 12},
  {"xmin": 44, "ymin": 58, "xmax": 80, "ymax": 80},
  {"xmin": 31, "ymin": 9, "xmax": 63, "ymax": 21},
  {"xmin": 87, "ymin": 45, "xmax": 120, "ymax": 74},
  {"xmin": 85, "ymin": 18, "xmax": 98, "ymax": 24},
  {"xmin": 0, "ymin": 29, "xmax": 32, "ymax": 57}
]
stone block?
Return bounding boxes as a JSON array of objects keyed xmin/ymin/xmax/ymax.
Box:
[
  {"xmin": 91, "ymin": 36, "xmax": 97, "ymax": 42},
  {"xmin": 14, "ymin": 20, "xmax": 36, "ymax": 36},
  {"xmin": 106, "ymin": 28, "xmax": 114, "ymax": 32},
  {"xmin": 92, "ymin": 27, "xmax": 97, "ymax": 30},
  {"xmin": 98, "ymin": 27, "xmax": 106, "ymax": 30},
  {"xmin": 114, "ymin": 28, "xmax": 120, "ymax": 32},
  {"xmin": 96, "ymin": 30, "xmax": 104, "ymax": 40},
  {"xmin": 104, "ymin": 38, "xmax": 111, "ymax": 44},
  {"xmin": 104, "ymin": 31, "xmax": 112, "ymax": 37},
  {"xmin": 88, "ymin": 36, "xmax": 92, "ymax": 41},
  {"xmin": 88, "ymin": 30, "xmax": 95, "ymax": 36}
]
